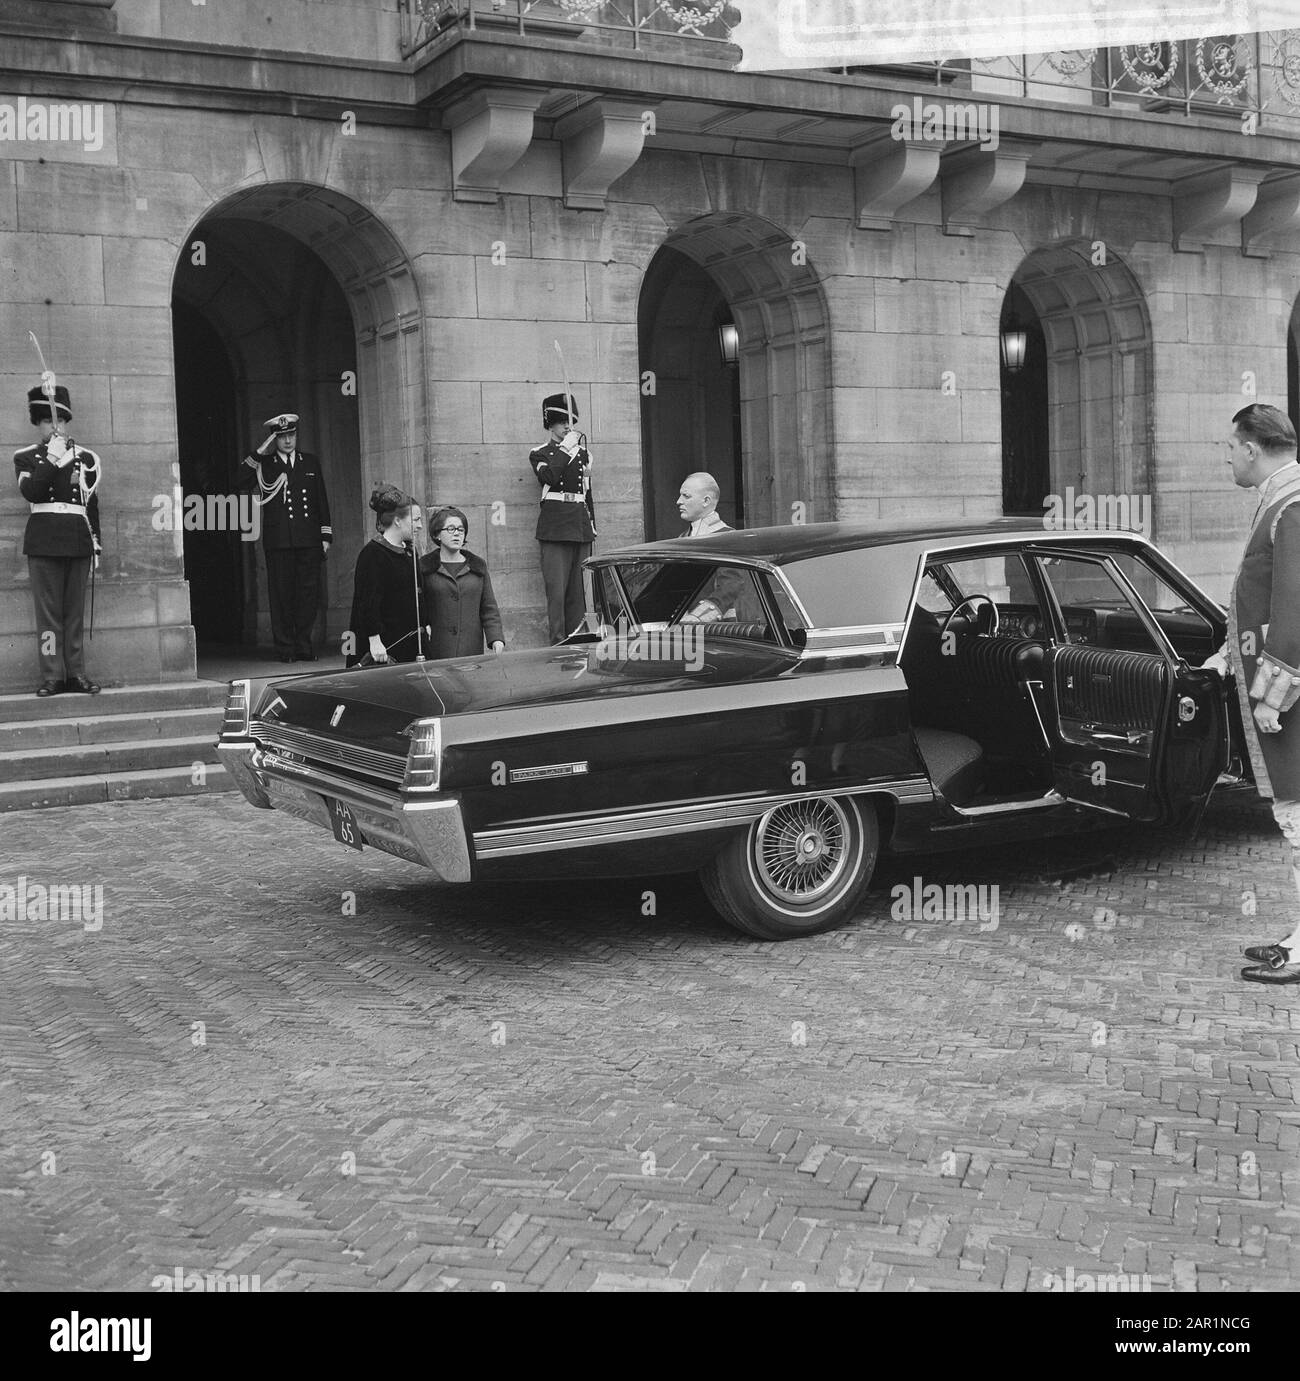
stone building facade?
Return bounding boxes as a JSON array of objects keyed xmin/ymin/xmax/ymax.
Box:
[{"xmin": 1, "ymin": 0, "xmax": 1299, "ymax": 692}]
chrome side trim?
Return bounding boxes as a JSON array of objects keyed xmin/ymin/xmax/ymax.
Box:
[
  {"xmin": 473, "ymin": 777, "xmax": 933, "ymax": 858},
  {"xmin": 947, "ymin": 790, "xmax": 1066, "ymax": 818}
]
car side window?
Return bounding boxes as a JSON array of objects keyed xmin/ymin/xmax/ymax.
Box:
[
  {"xmin": 915, "ymin": 572, "xmax": 953, "ymax": 615},
  {"xmin": 1034, "ymin": 554, "xmax": 1161, "ymax": 654},
  {"xmin": 921, "ymin": 553, "xmax": 1047, "ymax": 639}
]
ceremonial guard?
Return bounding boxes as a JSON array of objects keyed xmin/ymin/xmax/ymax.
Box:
[
  {"xmin": 242, "ymin": 413, "xmax": 332, "ymax": 661},
  {"xmin": 1205, "ymin": 405, "xmax": 1300, "ymax": 983},
  {"xmin": 529, "ymin": 392, "xmax": 595, "ymax": 643},
  {"xmin": 13, "ymin": 380, "xmax": 102, "ymax": 696}
]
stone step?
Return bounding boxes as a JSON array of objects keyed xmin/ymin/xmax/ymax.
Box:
[
  {"xmin": 0, "ymin": 705, "xmax": 223, "ymax": 753},
  {"xmin": 0, "ymin": 762, "xmax": 235, "ymax": 813},
  {"xmin": 0, "ymin": 681, "xmax": 230, "ymax": 724},
  {"xmin": 0, "ymin": 735, "xmax": 221, "ymax": 785}
]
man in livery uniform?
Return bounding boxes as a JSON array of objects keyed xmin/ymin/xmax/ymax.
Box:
[
  {"xmin": 242, "ymin": 413, "xmax": 332, "ymax": 661},
  {"xmin": 530, "ymin": 392, "xmax": 594, "ymax": 643},
  {"xmin": 1205, "ymin": 405, "xmax": 1300, "ymax": 982},
  {"xmin": 13, "ymin": 381, "xmax": 102, "ymax": 696}
]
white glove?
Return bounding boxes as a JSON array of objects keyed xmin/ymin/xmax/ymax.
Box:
[
  {"xmin": 368, "ymin": 635, "xmax": 389, "ymax": 663},
  {"xmin": 46, "ymin": 434, "xmax": 72, "ymax": 466}
]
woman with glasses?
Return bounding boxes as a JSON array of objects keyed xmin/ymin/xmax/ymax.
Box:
[
  {"xmin": 345, "ymin": 483, "xmax": 426, "ymax": 666},
  {"xmin": 419, "ymin": 506, "xmax": 505, "ymax": 660}
]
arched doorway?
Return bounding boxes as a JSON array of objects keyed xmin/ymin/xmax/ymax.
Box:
[
  {"xmin": 1000, "ymin": 242, "xmax": 1153, "ymax": 521},
  {"xmin": 171, "ymin": 183, "xmax": 424, "ymax": 650},
  {"xmin": 638, "ymin": 212, "xmax": 833, "ymax": 538}
]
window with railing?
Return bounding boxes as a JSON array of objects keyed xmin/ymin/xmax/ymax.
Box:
[
  {"xmin": 399, "ymin": 0, "xmax": 739, "ymax": 60},
  {"xmin": 831, "ymin": 33, "xmax": 1300, "ymax": 129}
]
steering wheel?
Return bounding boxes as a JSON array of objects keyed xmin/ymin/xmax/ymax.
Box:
[{"xmin": 940, "ymin": 594, "xmax": 999, "ymax": 638}]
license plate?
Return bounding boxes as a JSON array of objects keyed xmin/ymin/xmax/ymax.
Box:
[{"xmin": 327, "ymin": 796, "xmax": 363, "ymax": 851}]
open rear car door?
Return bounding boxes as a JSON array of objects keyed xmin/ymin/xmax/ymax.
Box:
[{"xmin": 1028, "ymin": 548, "xmax": 1229, "ymax": 828}]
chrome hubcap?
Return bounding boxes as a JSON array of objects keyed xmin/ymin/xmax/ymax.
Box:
[{"xmin": 754, "ymin": 798, "xmax": 850, "ymax": 905}]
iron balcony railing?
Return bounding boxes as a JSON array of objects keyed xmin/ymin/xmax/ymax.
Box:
[{"xmin": 398, "ymin": 6, "xmax": 1300, "ymax": 133}]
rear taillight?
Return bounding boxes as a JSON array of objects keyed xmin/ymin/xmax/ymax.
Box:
[
  {"xmin": 221, "ymin": 679, "xmax": 251, "ymax": 738},
  {"xmin": 402, "ymin": 717, "xmax": 442, "ymax": 792}
]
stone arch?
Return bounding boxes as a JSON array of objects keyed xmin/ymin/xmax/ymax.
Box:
[
  {"xmin": 171, "ymin": 181, "xmax": 425, "ymax": 648},
  {"xmin": 1002, "ymin": 240, "xmax": 1154, "ymax": 518},
  {"xmin": 638, "ymin": 211, "xmax": 833, "ymax": 536}
]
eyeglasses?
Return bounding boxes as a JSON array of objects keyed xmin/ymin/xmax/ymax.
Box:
[{"xmin": 439, "ymin": 525, "xmax": 466, "ymax": 535}]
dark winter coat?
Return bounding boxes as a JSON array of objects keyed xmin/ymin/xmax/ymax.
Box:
[
  {"xmin": 419, "ymin": 548, "xmax": 504, "ymax": 660},
  {"xmin": 347, "ymin": 535, "xmax": 425, "ymax": 665}
]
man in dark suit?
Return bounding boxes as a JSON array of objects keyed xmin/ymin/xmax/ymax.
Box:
[
  {"xmin": 530, "ymin": 392, "xmax": 595, "ymax": 643},
  {"xmin": 242, "ymin": 413, "xmax": 332, "ymax": 661},
  {"xmin": 13, "ymin": 381, "xmax": 102, "ymax": 696}
]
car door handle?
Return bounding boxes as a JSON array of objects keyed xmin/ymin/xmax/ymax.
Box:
[{"xmin": 1087, "ymin": 729, "xmax": 1147, "ymax": 747}]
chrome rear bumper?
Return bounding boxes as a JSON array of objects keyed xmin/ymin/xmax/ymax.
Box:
[{"xmin": 215, "ymin": 740, "xmax": 472, "ymax": 882}]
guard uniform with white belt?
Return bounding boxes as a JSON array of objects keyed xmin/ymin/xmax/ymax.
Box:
[
  {"xmin": 529, "ymin": 391, "xmax": 595, "ymax": 643},
  {"xmin": 13, "ymin": 382, "xmax": 102, "ymax": 697}
]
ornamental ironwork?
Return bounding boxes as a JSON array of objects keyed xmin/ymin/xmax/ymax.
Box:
[
  {"xmin": 655, "ymin": 0, "xmax": 728, "ymax": 37},
  {"xmin": 1195, "ymin": 33, "xmax": 1251, "ymax": 100},
  {"xmin": 1119, "ymin": 40, "xmax": 1179, "ymax": 91},
  {"xmin": 1272, "ymin": 31, "xmax": 1300, "ymax": 106},
  {"xmin": 1043, "ymin": 49, "xmax": 1097, "ymax": 76}
]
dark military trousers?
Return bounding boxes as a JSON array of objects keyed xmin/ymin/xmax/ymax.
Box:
[
  {"xmin": 539, "ymin": 540, "xmax": 590, "ymax": 643},
  {"xmin": 265, "ymin": 547, "xmax": 322, "ymax": 656},
  {"xmin": 28, "ymin": 555, "xmax": 90, "ymax": 683}
]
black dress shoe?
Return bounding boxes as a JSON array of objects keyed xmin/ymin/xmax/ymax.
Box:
[
  {"xmin": 36, "ymin": 680, "xmax": 60, "ymax": 697},
  {"xmin": 65, "ymin": 676, "xmax": 100, "ymax": 694},
  {"xmin": 294, "ymin": 652, "xmax": 318, "ymax": 662},
  {"xmin": 278, "ymin": 654, "xmax": 295, "ymax": 663},
  {"xmin": 1243, "ymin": 943, "xmax": 1291, "ymax": 968},
  {"xmin": 1241, "ymin": 962, "xmax": 1300, "ymax": 984}
]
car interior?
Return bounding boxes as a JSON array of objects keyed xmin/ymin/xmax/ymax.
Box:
[{"xmin": 897, "ymin": 547, "xmax": 1219, "ymax": 814}]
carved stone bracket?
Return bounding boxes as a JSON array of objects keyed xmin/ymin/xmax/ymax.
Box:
[
  {"xmin": 1242, "ymin": 173, "xmax": 1300, "ymax": 258},
  {"xmin": 445, "ymin": 88, "xmax": 547, "ymax": 204},
  {"xmin": 850, "ymin": 135, "xmax": 943, "ymax": 231},
  {"xmin": 1172, "ymin": 165, "xmax": 1268, "ymax": 253},
  {"xmin": 940, "ymin": 142, "xmax": 1037, "ymax": 236},
  {"xmin": 555, "ymin": 99, "xmax": 652, "ymax": 211}
]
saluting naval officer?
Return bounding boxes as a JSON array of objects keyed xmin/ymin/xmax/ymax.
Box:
[
  {"xmin": 13, "ymin": 381, "xmax": 102, "ymax": 696},
  {"xmin": 242, "ymin": 413, "xmax": 332, "ymax": 661},
  {"xmin": 530, "ymin": 392, "xmax": 595, "ymax": 643},
  {"xmin": 1203, "ymin": 405, "xmax": 1300, "ymax": 983}
]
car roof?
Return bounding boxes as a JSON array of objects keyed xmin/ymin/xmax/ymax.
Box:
[{"xmin": 597, "ymin": 518, "xmax": 1155, "ymax": 566}]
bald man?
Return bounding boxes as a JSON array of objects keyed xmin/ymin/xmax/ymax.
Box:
[{"xmin": 676, "ymin": 472, "xmax": 732, "ymax": 538}]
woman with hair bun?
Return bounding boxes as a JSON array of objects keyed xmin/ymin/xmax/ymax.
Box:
[
  {"xmin": 419, "ymin": 506, "xmax": 505, "ymax": 660},
  {"xmin": 346, "ymin": 483, "xmax": 426, "ymax": 666}
]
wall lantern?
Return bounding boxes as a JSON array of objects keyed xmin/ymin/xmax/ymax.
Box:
[
  {"xmin": 1000, "ymin": 328, "xmax": 1028, "ymax": 373},
  {"xmin": 718, "ymin": 322, "xmax": 740, "ymax": 367}
]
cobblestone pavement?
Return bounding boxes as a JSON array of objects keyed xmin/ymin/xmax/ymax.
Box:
[{"xmin": 2, "ymin": 788, "xmax": 1298, "ymax": 1292}]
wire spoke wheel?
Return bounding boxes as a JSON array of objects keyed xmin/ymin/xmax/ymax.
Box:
[
  {"xmin": 755, "ymin": 798, "xmax": 849, "ymax": 904},
  {"xmin": 701, "ymin": 794, "xmax": 879, "ymax": 940}
]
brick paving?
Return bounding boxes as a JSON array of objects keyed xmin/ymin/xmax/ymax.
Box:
[{"xmin": 1, "ymin": 788, "xmax": 1298, "ymax": 1292}]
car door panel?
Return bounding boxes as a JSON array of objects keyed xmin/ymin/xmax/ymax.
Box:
[{"xmin": 1032, "ymin": 549, "xmax": 1229, "ymax": 827}]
